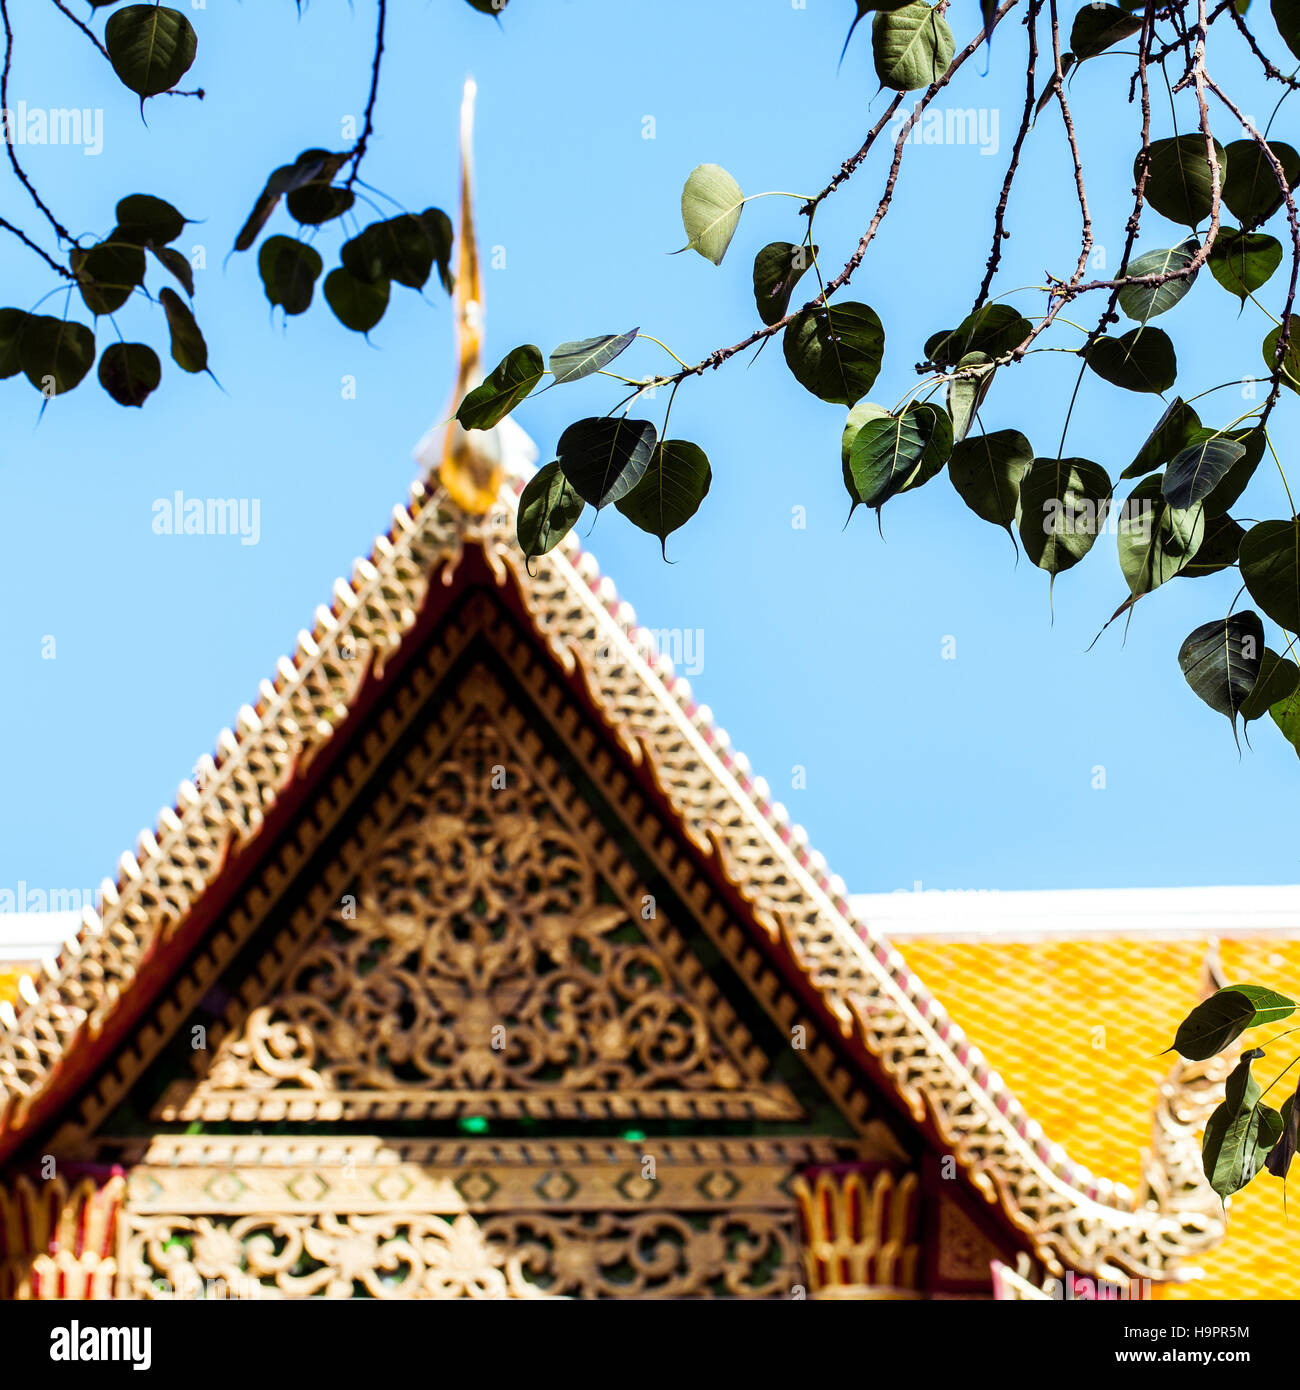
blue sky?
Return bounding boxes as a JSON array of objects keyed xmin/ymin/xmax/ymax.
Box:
[{"xmin": 0, "ymin": 0, "xmax": 1296, "ymax": 901}]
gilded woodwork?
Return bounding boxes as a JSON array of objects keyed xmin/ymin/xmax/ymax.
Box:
[
  {"xmin": 0, "ymin": 1173, "xmax": 123, "ymax": 1300},
  {"xmin": 793, "ymin": 1169, "xmax": 921, "ymax": 1298}
]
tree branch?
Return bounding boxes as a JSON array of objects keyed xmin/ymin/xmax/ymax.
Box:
[
  {"xmin": 344, "ymin": 0, "xmax": 386, "ymax": 189},
  {"xmin": 0, "ymin": 0, "xmax": 72, "ymax": 245}
]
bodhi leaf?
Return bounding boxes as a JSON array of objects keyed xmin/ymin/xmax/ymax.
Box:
[
  {"xmin": 115, "ymin": 194, "xmax": 188, "ymax": 245},
  {"xmin": 783, "ymin": 302, "xmax": 885, "ymax": 406},
  {"xmin": 1177, "ymin": 610, "xmax": 1265, "ymax": 743},
  {"xmin": 1272, "ymin": 681, "xmax": 1300, "ymax": 757},
  {"xmin": 456, "ymin": 344, "xmax": 545, "ymax": 430},
  {"xmin": 1240, "ymin": 647, "xmax": 1300, "ymax": 722},
  {"xmin": 149, "ymin": 244, "xmax": 194, "ymax": 297},
  {"xmin": 899, "ymin": 404, "xmax": 953, "ymax": 493},
  {"xmin": 159, "ymin": 287, "xmax": 208, "ymax": 373},
  {"xmin": 324, "ymin": 268, "xmax": 389, "ymax": 334},
  {"xmin": 1173, "ymin": 985, "xmax": 1296, "ymax": 1059},
  {"xmin": 1262, "ymin": 317, "xmax": 1300, "ymax": 391},
  {"xmin": 97, "ymin": 341, "xmax": 161, "ymax": 407},
  {"xmin": 517, "ymin": 461, "xmax": 583, "ymax": 559},
  {"xmin": 1122, "ymin": 397, "xmax": 1201, "ymax": 478},
  {"xmin": 947, "ymin": 352, "xmax": 994, "ymax": 443},
  {"xmin": 1239, "ymin": 519, "xmax": 1300, "ymax": 632},
  {"xmin": 1085, "ymin": 327, "xmax": 1177, "ymax": 393},
  {"xmin": 1163, "ymin": 435, "xmax": 1247, "ymax": 510},
  {"xmin": 1142, "ymin": 136, "xmax": 1228, "ymax": 227},
  {"xmin": 1208, "ymin": 229, "xmax": 1283, "ymax": 303},
  {"xmin": 872, "ymin": 3, "xmax": 955, "ymax": 92},
  {"xmin": 105, "ymin": 5, "xmax": 197, "ymax": 102},
  {"xmin": 258, "ymin": 236, "xmax": 323, "ymax": 316},
  {"xmin": 1181, "ymin": 513, "xmax": 1246, "ymax": 577},
  {"xmin": 286, "ymin": 182, "xmax": 355, "ymax": 226},
  {"xmin": 1070, "ymin": 3, "xmax": 1142, "ymax": 58},
  {"xmin": 679, "ymin": 164, "xmax": 744, "ymax": 266},
  {"xmin": 1017, "ymin": 457, "xmax": 1113, "ymax": 574},
  {"xmin": 72, "ymin": 238, "xmax": 146, "ymax": 316},
  {"xmin": 233, "ymin": 150, "xmax": 347, "ymax": 253},
  {"xmin": 849, "ymin": 404, "xmax": 949, "ymax": 509},
  {"xmin": 1203, "ymin": 426, "xmax": 1266, "ymax": 513},
  {"xmin": 1202, "ymin": 1049, "xmax": 1285, "ymax": 1198},
  {"xmin": 948, "ymin": 429, "xmax": 1033, "ymax": 535},
  {"xmin": 926, "ymin": 304, "xmax": 1032, "ymax": 367},
  {"xmin": 1274, "ymin": 0, "xmax": 1300, "ymax": 60},
  {"xmin": 1221, "ymin": 138, "xmax": 1300, "ymax": 226},
  {"xmin": 549, "ymin": 329, "xmax": 638, "ymax": 384},
  {"xmin": 841, "ymin": 401, "xmax": 891, "ymax": 513},
  {"xmin": 616, "ymin": 440, "xmax": 713, "ymax": 554},
  {"xmin": 752, "ymin": 243, "xmax": 816, "ymax": 326},
  {"xmin": 1117, "ymin": 239, "xmax": 1199, "ymax": 323},
  {"xmin": 18, "ymin": 316, "xmax": 95, "ymax": 396},
  {"xmin": 342, "ymin": 214, "xmax": 440, "ymax": 289},
  {"xmin": 1117, "ymin": 474, "xmax": 1204, "ymax": 595},
  {"xmin": 1266, "ymin": 1087, "xmax": 1300, "ymax": 1179},
  {"xmin": 557, "ymin": 417, "xmax": 658, "ymax": 510},
  {"xmin": 0, "ymin": 307, "xmax": 28, "ymax": 378}
]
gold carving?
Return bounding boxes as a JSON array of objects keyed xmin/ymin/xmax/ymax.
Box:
[
  {"xmin": 0, "ymin": 1173, "xmax": 123, "ymax": 1300},
  {"xmin": 793, "ymin": 1169, "xmax": 921, "ymax": 1297}
]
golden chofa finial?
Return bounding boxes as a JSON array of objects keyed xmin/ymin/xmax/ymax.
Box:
[{"xmin": 432, "ymin": 76, "xmax": 503, "ymax": 515}]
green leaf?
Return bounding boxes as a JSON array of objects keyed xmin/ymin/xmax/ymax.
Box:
[
  {"xmin": 615, "ymin": 440, "xmax": 713, "ymax": 554},
  {"xmin": 1240, "ymin": 519, "xmax": 1300, "ymax": 632},
  {"xmin": 1177, "ymin": 610, "xmax": 1265, "ymax": 741},
  {"xmin": 1163, "ymin": 435, "xmax": 1246, "ymax": 510},
  {"xmin": 1221, "ymin": 138, "xmax": 1300, "ymax": 226},
  {"xmin": 159, "ymin": 287, "xmax": 208, "ymax": 373},
  {"xmin": 148, "ymin": 244, "xmax": 194, "ymax": 297},
  {"xmin": 849, "ymin": 404, "xmax": 950, "ymax": 510},
  {"xmin": 466, "ymin": 0, "xmax": 510, "ymax": 14},
  {"xmin": 1262, "ymin": 317, "xmax": 1300, "ymax": 391},
  {"xmin": 1240, "ymin": 646, "xmax": 1300, "ymax": 721},
  {"xmin": 783, "ymin": 301, "xmax": 885, "ymax": 406},
  {"xmin": 548, "ymin": 329, "xmax": 638, "ymax": 384},
  {"xmin": 1275, "ymin": 0, "xmax": 1300, "ymax": 59},
  {"xmin": 1208, "ymin": 228, "xmax": 1283, "ymax": 302},
  {"xmin": 1142, "ymin": 135, "xmax": 1228, "ymax": 228},
  {"xmin": 18, "ymin": 316, "xmax": 95, "ymax": 396},
  {"xmin": 1203, "ymin": 426, "xmax": 1265, "ymax": 513},
  {"xmin": 946, "ymin": 352, "xmax": 994, "ymax": 444},
  {"xmin": 556, "ymin": 416, "xmax": 658, "ymax": 510},
  {"xmin": 0, "ymin": 307, "xmax": 28, "ymax": 378},
  {"xmin": 257, "ymin": 236, "xmax": 323, "ymax": 316},
  {"xmin": 872, "ymin": 2, "xmax": 955, "ymax": 92},
  {"xmin": 456, "ymin": 344, "xmax": 545, "ymax": 430},
  {"xmin": 1085, "ymin": 326, "xmax": 1177, "ymax": 393},
  {"xmin": 115, "ymin": 194, "xmax": 188, "ymax": 245},
  {"xmin": 948, "ymin": 428, "xmax": 1033, "ymax": 534},
  {"xmin": 1181, "ymin": 513, "xmax": 1246, "ymax": 578},
  {"xmin": 420, "ymin": 208, "xmax": 455, "ymax": 293},
  {"xmin": 1271, "ymin": 680, "xmax": 1300, "ymax": 757},
  {"xmin": 1118, "ymin": 474, "xmax": 1204, "ymax": 595},
  {"xmin": 517, "ymin": 461, "xmax": 583, "ymax": 559},
  {"xmin": 1174, "ymin": 986, "xmax": 1295, "ymax": 1059},
  {"xmin": 233, "ymin": 150, "xmax": 347, "ymax": 253},
  {"xmin": 342, "ymin": 214, "xmax": 440, "ymax": 289},
  {"xmin": 926, "ymin": 304, "xmax": 1033, "ymax": 367},
  {"xmin": 1265, "ymin": 1090, "xmax": 1299, "ymax": 1178},
  {"xmin": 1070, "ymin": 3, "xmax": 1142, "ymax": 57},
  {"xmin": 841, "ymin": 401, "xmax": 891, "ymax": 513},
  {"xmin": 1017, "ymin": 457, "xmax": 1113, "ymax": 574},
  {"xmin": 752, "ymin": 242, "xmax": 816, "ymax": 326},
  {"xmin": 105, "ymin": 5, "xmax": 197, "ymax": 100},
  {"xmin": 97, "ymin": 341, "xmax": 161, "ymax": 407},
  {"xmin": 1122, "ymin": 397, "xmax": 1201, "ymax": 479},
  {"xmin": 286, "ymin": 183, "xmax": 355, "ymax": 226},
  {"xmin": 1203, "ymin": 1048, "xmax": 1284, "ymax": 1198},
  {"xmin": 323, "ymin": 267, "xmax": 389, "ymax": 334},
  {"xmin": 679, "ymin": 164, "xmax": 744, "ymax": 265},
  {"xmin": 1117, "ymin": 239, "xmax": 1199, "ymax": 323},
  {"xmin": 72, "ymin": 237, "xmax": 146, "ymax": 316}
]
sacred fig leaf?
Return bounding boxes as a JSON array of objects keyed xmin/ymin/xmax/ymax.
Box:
[
  {"xmin": 1181, "ymin": 513, "xmax": 1246, "ymax": 578},
  {"xmin": 466, "ymin": 0, "xmax": 511, "ymax": 13},
  {"xmin": 549, "ymin": 329, "xmax": 638, "ymax": 384},
  {"xmin": 1272, "ymin": 680, "xmax": 1300, "ymax": 757},
  {"xmin": 1208, "ymin": 228, "xmax": 1283, "ymax": 303},
  {"xmin": 948, "ymin": 428, "xmax": 1033, "ymax": 533},
  {"xmin": 18, "ymin": 316, "xmax": 95, "ymax": 396},
  {"xmin": 1239, "ymin": 519, "xmax": 1300, "ymax": 632},
  {"xmin": 1173, "ymin": 986, "xmax": 1295, "ymax": 1059},
  {"xmin": 1017, "ymin": 457, "xmax": 1113, "ymax": 574},
  {"xmin": 323, "ymin": 267, "xmax": 389, "ymax": 334},
  {"xmin": 752, "ymin": 243, "xmax": 816, "ymax": 326},
  {"xmin": 517, "ymin": 461, "xmax": 583, "ymax": 559},
  {"xmin": 872, "ymin": 2, "xmax": 955, "ymax": 92},
  {"xmin": 1163, "ymin": 435, "xmax": 1247, "ymax": 510},
  {"xmin": 926, "ymin": 304, "xmax": 1033, "ymax": 367},
  {"xmin": 115, "ymin": 194, "xmax": 188, "ymax": 245},
  {"xmin": 258, "ymin": 236, "xmax": 323, "ymax": 316},
  {"xmin": 1118, "ymin": 474, "xmax": 1204, "ymax": 595},
  {"xmin": 616, "ymin": 440, "xmax": 713, "ymax": 555},
  {"xmin": 1275, "ymin": 0, "xmax": 1300, "ymax": 59},
  {"xmin": 456, "ymin": 344, "xmax": 545, "ymax": 431},
  {"xmin": 1070, "ymin": 3, "xmax": 1141, "ymax": 58},
  {"xmin": 1142, "ymin": 136, "xmax": 1228, "ymax": 228},
  {"xmin": 233, "ymin": 150, "xmax": 346, "ymax": 253},
  {"xmin": 286, "ymin": 183, "xmax": 355, "ymax": 227},
  {"xmin": 1241, "ymin": 647, "xmax": 1300, "ymax": 721},
  {"xmin": 149, "ymin": 244, "xmax": 194, "ymax": 297},
  {"xmin": 1177, "ymin": 610, "xmax": 1265, "ymax": 742},
  {"xmin": 556, "ymin": 416, "xmax": 658, "ymax": 510},
  {"xmin": 1085, "ymin": 327, "xmax": 1177, "ymax": 393},
  {"xmin": 947, "ymin": 352, "xmax": 994, "ymax": 443},
  {"xmin": 72, "ymin": 237, "xmax": 147, "ymax": 316},
  {"xmin": 1265, "ymin": 1088, "xmax": 1300, "ymax": 1179},
  {"xmin": 1203, "ymin": 426, "xmax": 1265, "ymax": 513},
  {"xmin": 159, "ymin": 287, "xmax": 208, "ymax": 373},
  {"xmin": 418, "ymin": 209, "xmax": 455, "ymax": 293},
  {"xmin": 783, "ymin": 301, "xmax": 885, "ymax": 406},
  {"xmin": 1262, "ymin": 317, "xmax": 1300, "ymax": 391},
  {"xmin": 105, "ymin": 5, "xmax": 197, "ymax": 101},
  {"xmin": 849, "ymin": 404, "xmax": 951, "ymax": 511},
  {"xmin": 1117, "ymin": 239, "xmax": 1199, "ymax": 323},
  {"xmin": 342, "ymin": 214, "xmax": 439, "ymax": 289},
  {"xmin": 1221, "ymin": 138, "xmax": 1300, "ymax": 226},
  {"xmin": 1123, "ymin": 397, "xmax": 1201, "ymax": 478},
  {"xmin": 841, "ymin": 400, "xmax": 891, "ymax": 513},
  {"xmin": 679, "ymin": 164, "xmax": 744, "ymax": 265},
  {"xmin": 0, "ymin": 307, "xmax": 29, "ymax": 378},
  {"xmin": 97, "ymin": 341, "xmax": 161, "ymax": 407},
  {"xmin": 1203, "ymin": 1048, "xmax": 1284, "ymax": 1199}
]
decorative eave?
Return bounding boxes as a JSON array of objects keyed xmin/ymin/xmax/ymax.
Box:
[{"xmin": 0, "ymin": 462, "xmax": 1226, "ymax": 1282}]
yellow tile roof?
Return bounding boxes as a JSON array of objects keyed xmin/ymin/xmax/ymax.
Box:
[
  {"xmin": 0, "ymin": 970, "xmax": 19, "ymax": 1008},
  {"xmin": 898, "ymin": 934, "xmax": 1300, "ymax": 1300}
]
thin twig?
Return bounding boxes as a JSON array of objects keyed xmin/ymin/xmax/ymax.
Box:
[
  {"xmin": 0, "ymin": 0, "xmax": 72, "ymax": 244},
  {"xmin": 345, "ymin": 0, "xmax": 386, "ymax": 189},
  {"xmin": 47, "ymin": 0, "xmax": 107, "ymax": 59}
]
